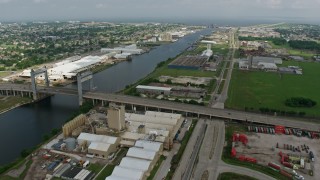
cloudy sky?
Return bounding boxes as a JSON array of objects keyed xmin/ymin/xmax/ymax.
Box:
[{"xmin": 0, "ymin": 0, "xmax": 320, "ymax": 23}]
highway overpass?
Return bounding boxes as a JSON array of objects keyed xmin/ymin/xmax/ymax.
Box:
[{"xmin": 0, "ymin": 83, "xmax": 319, "ymax": 132}]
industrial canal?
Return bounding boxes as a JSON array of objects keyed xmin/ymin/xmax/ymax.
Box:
[{"xmin": 0, "ymin": 28, "xmax": 212, "ymax": 165}]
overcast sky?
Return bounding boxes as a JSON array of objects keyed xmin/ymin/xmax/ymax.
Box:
[{"xmin": 1, "ymin": 0, "xmax": 320, "ymax": 23}]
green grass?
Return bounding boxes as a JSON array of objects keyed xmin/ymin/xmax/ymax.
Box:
[
  {"xmin": 217, "ymin": 172, "xmax": 258, "ymax": 180},
  {"xmin": 217, "ymin": 80, "xmax": 225, "ymax": 94},
  {"xmin": 0, "ymin": 71, "xmax": 11, "ymax": 77},
  {"xmin": 222, "ymin": 124, "xmax": 287, "ymax": 180},
  {"xmin": 0, "ymin": 96, "xmax": 32, "ymax": 113},
  {"xmin": 147, "ymin": 155, "xmax": 166, "ymax": 180},
  {"xmin": 226, "ymin": 61, "xmax": 320, "ymax": 117},
  {"xmin": 0, "ymin": 159, "xmax": 33, "ymax": 180},
  {"xmin": 287, "ymin": 49, "xmax": 315, "ymax": 59},
  {"xmin": 95, "ymin": 165, "xmax": 116, "ymax": 180},
  {"xmin": 87, "ymin": 163, "xmax": 104, "ymax": 174}
]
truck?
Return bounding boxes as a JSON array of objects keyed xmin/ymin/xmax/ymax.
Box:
[{"xmin": 83, "ymin": 160, "xmax": 90, "ymax": 168}]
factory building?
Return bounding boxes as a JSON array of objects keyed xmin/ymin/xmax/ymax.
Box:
[
  {"xmin": 239, "ymin": 56, "xmax": 282, "ymax": 71},
  {"xmin": 62, "ymin": 114, "xmax": 87, "ymax": 138},
  {"xmin": 136, "ymin": 85, "xmax": 172, "ymax": 95},
  {"xmin": 201, "ymin": 44, "xmax": 213, "ymax": 57},
  {"xmin": 107, "ymin": 105, "xmax": 126, "ymax": 131},
  {"xmin": 122, "ymin": 111, "xmax": 184, "ymax": 149},
  {"xmin": 168, "ymin": 55, "xmax": 209, "ymax": 70},
  {"xmin": 159, "ymin": 33, "xmax": 173, "ymax": 42},
  {"xmin": 77, "ymin": 133, "xmax": 120, "ymax": 159},
  {"xmin": 101, "ymin": 44, "xmax": 143, "ymax": 55},
  {"xmin": 106, "ymin": 140, "xmax": 163, "ymax": 180}
]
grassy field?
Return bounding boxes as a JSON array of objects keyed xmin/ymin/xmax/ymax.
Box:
[
  {"xmin": 226, "ymin": 61, "xmax": 320, "ymax": 117},
  {"xmin": 147, "ymin": 155, "xmax": 166, "ymax": 180},
  {"xmin": 87, "ymin": 163, "xmax": 104, "ymax": 174},
  {"xmin": 0, "ymin": 96, "xmax": 32, "ymax": 113},
  {"xmin": 268, "ymin": 42, "xmax": 315, "ymax": 59},
  {"xmin": 95, "ymin": 165, "xmax": 115, "ymax": 180},
  {"xmin": 217, "ymin": 172, "xmax": 258, "ymax": 180},
  {"xmin": 0, "ymin": 159, "xmax": 33, "ymax": 180},
  {"xmin": 0, "ymin": 71, "xmax": 11, "ymax": 78}
]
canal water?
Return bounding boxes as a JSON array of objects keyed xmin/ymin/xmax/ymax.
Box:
[{"xmin": 0, "ymin": 28, "xmax": 212, "ymax": 165}]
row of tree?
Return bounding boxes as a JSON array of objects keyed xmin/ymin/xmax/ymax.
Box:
[{"xmin": 285, "ymin": 97, "xmax": 317, "ymax": 108}]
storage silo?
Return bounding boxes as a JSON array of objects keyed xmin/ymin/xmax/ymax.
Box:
[{"xmin": 64, "ymin": 138, "xmax": 76, "ymax": 151}]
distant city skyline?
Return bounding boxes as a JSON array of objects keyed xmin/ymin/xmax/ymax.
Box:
[{"xmin": 0, "ymin": 0, "xmax": 320, "ymax": 24}]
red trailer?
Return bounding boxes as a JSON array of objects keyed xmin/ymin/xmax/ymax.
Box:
[{"xmin": 268, "ymin": 162, "xmax": 281, "ymax": 170}]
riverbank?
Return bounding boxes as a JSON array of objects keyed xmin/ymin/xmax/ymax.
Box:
[
  {"xmin": 0, "ymin": 28, "xmax": 212, "ymax": 167},
  {"xmin": 0, "ymin": 96, "xmax": 32, "ymax": 115}
]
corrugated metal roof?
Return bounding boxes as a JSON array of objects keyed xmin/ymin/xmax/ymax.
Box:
[
  {"xmin": 136, "ymin": 85, "xmax": 172, "ymax": 91},
  {"xmin": 77, "ymin": 133, "xmax": 118, "ymax": 145},
  {"xmin": 111, "ymin": 166, "xmax": 144, "ymax": 179},
  {"xmin": 105, "ymin": 176, "xmax": 134, "ymax": 180},
  {"xmin": 135, "ymin": 140, "xmax": 162, "ymax": 152},
  {"xmin": 126, "ymin": 113, "xmax": 179, "ymax": 126},
  {"xmin": 126, "ymin": 147, "xmax": 156, "ymax": 161},
  {"xmin": 119, "ymin": 157, "xmax": 152, "ymax": 172},
  {"xmin": 88, "ymin": 142, "xmax": 111, "ymax": 152}
]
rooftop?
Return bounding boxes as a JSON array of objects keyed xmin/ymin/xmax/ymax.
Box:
[
  {"xmin": 77, "ymin": 133, "xmax": 118, "ymax": 144},
  {"xmin": 126, "ymin": 147, "xmax": 157, "ymax": 161},
  {"xmin": 136, "ymin": 85, "xmax": 172, "ymax": 91},
  {"xmin": 119, "ymin": 157, "xmax": 152, "ymax": 172}
]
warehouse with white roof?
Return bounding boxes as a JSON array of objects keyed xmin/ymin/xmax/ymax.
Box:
[
  {"xmin": 106, "ymin": 140, "xmax": 163, "ymax": 180},
  {"xmin": 124, "ymin": 111, "xmax": 183, "ymax": 149},
  {"xmin": 77, "ymin": 133, "xmax": 120, "ymax": 159}
]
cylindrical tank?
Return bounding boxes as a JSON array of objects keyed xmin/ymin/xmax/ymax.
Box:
[{"xmin": 65, "ymin": 138, "xmax": 76, "ymax": 151}]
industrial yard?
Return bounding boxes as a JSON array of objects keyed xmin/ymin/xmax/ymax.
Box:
[
  {"xmin": 123, "ymin": 30, "xmax": 232, "ymax": 105},
  {"xmin": 2, "ymin": 103, "xmax": 191, "ymax": 180},
  {"xmin": 230, "ymin": 124, "xmax": 320, "ymax": 180}
]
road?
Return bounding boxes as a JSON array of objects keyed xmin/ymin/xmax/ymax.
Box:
[
  {"xmin": 154, "ymin": 143, "xmax": 180, "ymax": 180},
  {"xmin": 211, "ymin": 28, "xmax": 238, "ymax": 109},
  {"xmin": 173, "ymin": 120, "xmax": 205, "ymax": 180},
  {"xmin": 191, "ymin": 120, "xmax": 275, "ymax": 180},
  {"xmin": 1, "ymin": 83, "xmax": 320, "ymax": 132}
]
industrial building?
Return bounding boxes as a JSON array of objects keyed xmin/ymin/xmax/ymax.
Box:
[
  {"xmin": 136, "ymin": 85, "xmax": 172, "ymax": 95},
  {"xmin": 101, "ymin": 44, "xmax": 143, "ymax": 55},
  {"xmin": 62, "ymin": 114, "xmax": 87, "ymax": 138},
  {"xmin": 106, "ymin": 140, "xmax": 163, "ymax": 180},
  {"xmin": 122, "ymin": 111, "xmax": 184, "ymax": 149},
  {"xmin": 201, "ymin": 44, "xmax": 213, "ymax": 57},
  {"xmin": 77, "ymin": 133, "xmax": 120, "ymax": 159},
  {"xmin": 60, "ymin": 166, "xmax": 95, "ymax": 180},
  {"xmin": 239, "ymin": 56, "xmax": 282, "ymax": 71},
  {"xmin": 159, "ymin": 33, "xmax": 173, "ymax": 42},
  {"xmin": 279, "ymin": 66, "xmax": 303, "ymax": 75},
  {"xmin": 107, "ymin": 105, "xmax": 126, "ymax": 131},
  {"xmin": 168, "ymin": 55, "xmax": 209, "ymax": 70}
]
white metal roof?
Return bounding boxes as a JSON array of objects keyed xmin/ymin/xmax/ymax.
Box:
[
  {"xmin": 126, "ymin": 147, "xmax": 157, "ymax": 161},
  {"xmin": 119, "ymin": 157, "xmax": 152, "ymax": 171},
  {"xmin": 121, "ymin": 132, "xmax": 145, "ymax": 140},
  {"xmin": 126, "ymin": 113, "xmax": 179, "ymax": 126},
  {"xmin": 77, "ymin": 133, "xmax": 118, "ymax": 145},
  {"xmin": 257, "ymin": 62, "xmax": 277, "ymax": 69},
  {"xmin": 88, "ymin": 142, "xmax": 111, "ymax": 152},
  {"xmin": 145, "ymin": 111, "xmax": 182, "ymax": 119},
  {"xmin": 106, "ymin": 176, "xmax": 134, "ymax": 180},
  {"xmin": 136, "ymin": 85, "xmax": 172, "ymax": 92},
  {"xmin": 48, "ymin": 56, "xmax": 102, "ymax": 75},
  {"xmin": 111, "ymin": 166, "xmax": 144, "ymax": 180},
  {"xmin": 135, "ymin": 140, "xmax": 162, "ymax": 152}
]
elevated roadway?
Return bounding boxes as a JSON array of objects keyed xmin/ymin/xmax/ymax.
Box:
[{"xmin": 0, "ymin": 83, "xmax": 320, "ymax": 132}]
